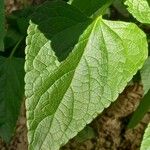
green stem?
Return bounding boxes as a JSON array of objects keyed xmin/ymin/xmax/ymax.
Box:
[
  {"xmin": 0, "ymin": 0, "xmax": 5, "ymax": 51},
  {"xmin": 22, "ymin": 0, "xmax": 28, "ymax": 7},
  {"xmin": 91, "ymin": 0, "xmax": 113, "ymax": 19},
  {"xmin": 9, "ymin": 37, "xmax": 23, "ymax": 59}
]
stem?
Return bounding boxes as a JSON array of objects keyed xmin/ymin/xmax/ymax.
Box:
[
  {"xmin": 91, "ymin": 0, "xmax": 113, "ymax": 19},
  {"xmin": 0, "ymin": 0, "xmax": 5, "ymax": 51},
  {"xmin": 23, "ymin": 0, "xmax": 28, "ymax": 7},
  {"xmin": 9, "ymin": 37, "xmax": 23, "ymax": 59}
]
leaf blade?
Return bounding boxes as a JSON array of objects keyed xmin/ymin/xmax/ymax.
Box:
[
  {"xmin": 25, "ymin": 2, "xmax": 148, "ymax": 150},
  {"xmin": 0, "ymin": 56, "xmax": 25, "ymax": 142},
  {"xmin": 141, "ymin": 57, "xmax": 150, "ymax": 95},
  {"xmin": 124, "ymin": 0, "xmax": 150, "ymax": 24},
  {"xmin": 128, "ymin": 57, "xmax": 150, "ymax": 128},
  {"xmin": 141, "ymin": 123, "xmax": 150, "ymax": 150},
  {"xmin": 69, "ymin": 0, "xmax": 113, "ymax": 17},
  {"xmin": 128, "ymin": 90, "xmax": 150, "ymax": 128}
]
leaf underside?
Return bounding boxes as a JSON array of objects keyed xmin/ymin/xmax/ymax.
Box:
[
  {"xmin": 25, "ymin": 1, "xmax": 148, "ymax": 150},
  {"xmin": 141, "ymin": 57, "xmax": 150, "ymax": 95},
  {"xmin": 125, "ymin": 0, "xmax": 150, "ymax": 24},
  {"xmin": 141, "ymin": 123, "xmax": 150, "ymax": 150}
]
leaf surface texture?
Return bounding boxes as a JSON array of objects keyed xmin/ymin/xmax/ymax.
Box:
[
  {"xmin": 0, "ymin": 56, "xmax": 24, "ymax": 142},
  {"xmin": 141, "ymin": 123, "xmax": 150, "ymax": 150},
  {"xmin": 125, "ymin": 0, "xmax": 150, "ymax": 24},
  {"xmin": 69, "ymin": 0, "xmax": 113, "ymax": 17},
  {"xmin": 25, "ymin": 1, "xmax": 148, "ymax": 150},
  {"xmin": 141, "ymin": 57, "xmax": 150, "ymax": 94}
]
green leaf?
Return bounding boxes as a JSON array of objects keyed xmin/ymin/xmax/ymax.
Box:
[
  {"xmin": 124, "ymin": 0, "xmax": 150, "ymax": 24},
  {"xmin": 7, "ymin": 6, "xmax": 36, "ymax": 34},
  {"xmin": 25, "ymin": 1, "xmax": 148, "ymax": 150},
  {"xmin": 113, "ymin": 0, "xmax": 129, "ymax": 17},
  {"xmin": 141, "ymin": 57, "xmax": 150, "ymax": 95},
  {"xmin": 0, "ymin": 0, "xmax": 5, "ymax": 51},
  {"xmin": 0, "ymin": 56, "xmax": 24, "ymax": 142},
  {"xmin": 141, "ymin": 123, "xmax": 150, "ymax": 150},
  {"xmin": 128, "ymin": 58, "xmax": 150, "ymax": 128},
  {"xmin": 69, "ymin": 0, "xmax": 113, "ymax": 17},
  {"xmin": 4, "ymin": 28, "xmax": 22, "ymax": 49},
  {"xmin": 75, "ymin": 126, "xmax": 95, "ymax": 143},
  {"xmin": 27, "ymin": 1, "xmax": 90, "ymax": 61},
  {"xmin": 128, "ymin": 90, "xmax": 150, "ymax": 128}
]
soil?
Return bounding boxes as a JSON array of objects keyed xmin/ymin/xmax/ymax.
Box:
[{"xmin": 0, "ymin": 83, "xmax": 150, "ymax": 150}]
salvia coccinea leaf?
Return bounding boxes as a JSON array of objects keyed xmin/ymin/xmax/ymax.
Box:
[
  {"xmin": 125, "ymin": 0, "xmax": 150, "ymax": 24},
  {"xmin": 141, "ymin": 57, "xmax": 150, "ymax": 95},
  {"xmin": 25, "ymin": 1, "xmax": 148, "ymax": 150},
  {"xmin": 0, "ymin": 56, "xmax": 24, "ymax": 142},
  {"xmin": 141, "ymin": 123, "xmax": 150, "ymax": 150},
  {"xmin": 68, "ymin": 0, "xmax": 113, "ymax": 17}
]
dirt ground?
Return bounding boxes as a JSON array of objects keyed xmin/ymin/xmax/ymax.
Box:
[{"xmin": 0, "ymin": 83, "xmax": 150, "ymax": 150}]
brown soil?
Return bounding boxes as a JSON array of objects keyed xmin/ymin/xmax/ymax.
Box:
[
  {"xmin": 5, "ymin": 0, "xmax": 49, "ymax": 14},
  {"xmin": 0, "ymin": 83, "xmax": 150, "ymax": 150}
]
